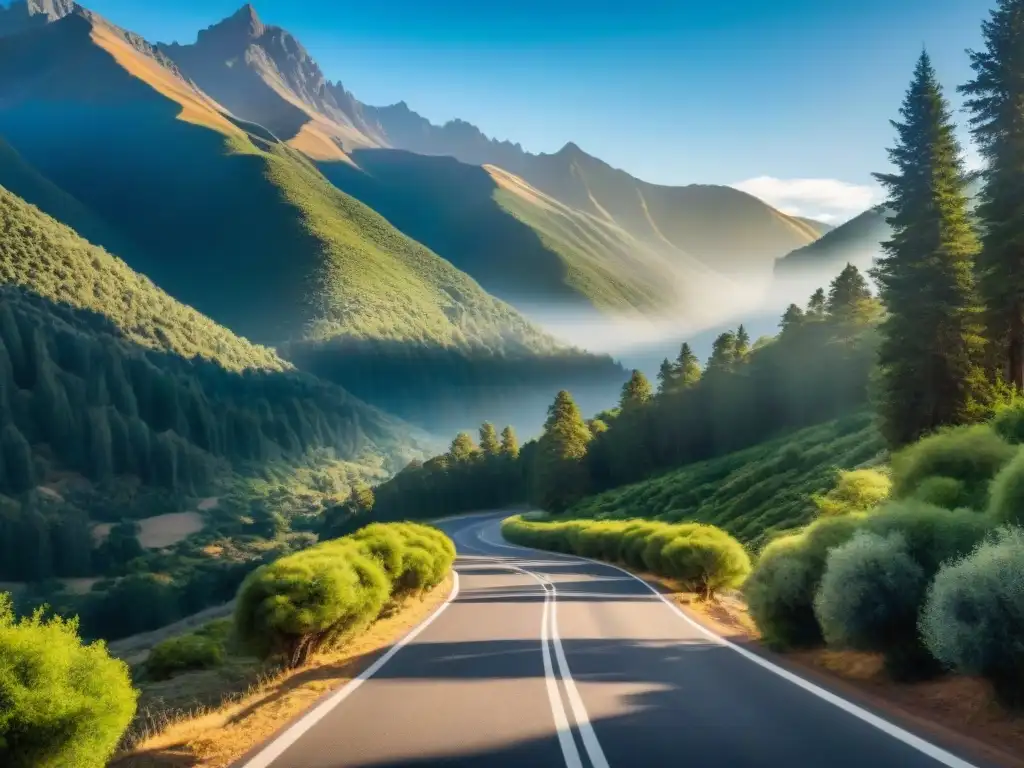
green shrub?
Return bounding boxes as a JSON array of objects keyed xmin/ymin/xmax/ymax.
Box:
[
  {"xmin": 660, "ymin": 527, "xmax": 751, "ymax": 597},
  {"xmin": 502, "ymin": 516, "xmax": 747, "ymax": 597},
  {"xmin": 912, "ymin": 476, "xmax": 968, "ymax": 509},
  {"xmin": 921, "ymin": 527, "xmax": 1024, "ymax": 708},
  {"xmin": 621, "ymin": 522, "xmax": 670, "ymax": 570},
  {"xmin": 145, "ymin": 631, "xmax": 225, "ymax": 681},
  {"xmin": 0, "ymin": 594, "xmax": 137, "ymax": 767},
  {"xmin": 813, "ymin": 532, "xmax": 937, "ymax": 679},
  {"xmin": 234, "ymin": 541, "xmax": 391, "ymax": 667},
  {"xmin": 861, "ymin": 501, "xmax": 990, "ymax": 574},
  {"xmin": 350, "ymin": 524, "xmax": 407, "ymax": 579},
  {"xmin": 812, "ymin": 469, "xmax": 891, "ymax": 517},
  {"xmin": 988, "ymin": 448, "xmax": 1024, "ymax": 527},
  {"xmin": 744, "ymin": 515, "xmax": 861, "ymax": 649},
  {"xmin": 390, "ymin": 524, "xmax": 455, "ymax": 594},
  {"xmin": 992, "ymin": 401, "xmax": 1024, "ymax": 445},
  {"xmin": 890, "ymin": 425, "xmax": 1015, "ymax": 510},
  {"xmin": 641, "ymin": 525, "xmax": 695, "ymax": 574}
]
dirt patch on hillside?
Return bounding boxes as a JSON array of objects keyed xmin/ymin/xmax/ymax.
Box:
[{"xmin": 92, "ymin": 512, "xmax": 205, "ymax": 549}]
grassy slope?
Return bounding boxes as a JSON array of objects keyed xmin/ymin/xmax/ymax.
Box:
[
  {"xmin": 0, "ymin": 11, "xmax": 560, "ymax": 356},
  {"xmin": 0, "ymin": 183, "xmax": 284, "ymax": 371},
  {"xmin": 774, "ymin": 208, "xmax": 888, "ymax": 278},
  {"xmin": 318, "ymin": 149, "xmax": 688, "ymax": 317},
  {"xmin": 568, "ymin": 412, "xmax": 885, "ymax": 550}
]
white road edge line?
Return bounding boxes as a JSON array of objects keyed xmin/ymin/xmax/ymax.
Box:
[
  {"xmin": 238, "ymin": 570, "xmax": 462, "ymax": 768},
  {"xmin": 479, "ymin": 519, "xmax": 980, "ymax": 768}
]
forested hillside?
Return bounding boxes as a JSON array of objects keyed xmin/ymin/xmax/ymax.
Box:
[
  {"xmin": 0, "ymin": 6, "xmax": 626, "ymax": 432},
  {"xmin": 357, "ymin": 264, "xmax": 881, "ymax": 530},
  {"xmin": 0, "ymin": 184, "xmax": 426, "ymax": 641}
]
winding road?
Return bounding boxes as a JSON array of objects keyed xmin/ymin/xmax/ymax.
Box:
[{"xmin": 238, "ymin": 513, "xmax": 990, "ymax": 768}]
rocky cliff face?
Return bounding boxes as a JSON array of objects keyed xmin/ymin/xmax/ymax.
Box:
[{"xmin": 0, "ymin": 0, "xmax": 76, "ymax": 38}]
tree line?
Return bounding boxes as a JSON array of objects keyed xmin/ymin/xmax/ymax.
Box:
[
  {"xmin": 0, "ymin": 285, "xmax": 408, "ymax": 581},
  {"xmin": 339, "ymin": 264, "xmax": 879, "ymax": 528}
]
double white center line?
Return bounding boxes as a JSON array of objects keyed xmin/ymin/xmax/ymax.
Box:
[
  {"xmin": 459, "ymin": 522, "xmax": 609, "ymax": 768},
  {"xmin": 532, "ymin": 569, "xmax": 610, "ymax": 768}
]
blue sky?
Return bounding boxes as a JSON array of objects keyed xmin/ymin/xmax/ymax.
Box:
[{"xmin": 79, "ymin": 0, "xmax": 994, "ymax": 222}]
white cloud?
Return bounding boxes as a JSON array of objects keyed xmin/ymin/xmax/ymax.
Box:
[{"xmin": 730, "ymin": 176, "xmax": 882, "ymax": 225}]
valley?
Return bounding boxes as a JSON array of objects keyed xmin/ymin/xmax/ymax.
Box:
[{"xmin": 4, "ymin": 1, "xmax": 1022, "ymax": 767}]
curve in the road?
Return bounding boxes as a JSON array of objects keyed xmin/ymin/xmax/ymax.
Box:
[{"xmin": 236, "ymin": 513, "xmax": 990, "ymax": 768}]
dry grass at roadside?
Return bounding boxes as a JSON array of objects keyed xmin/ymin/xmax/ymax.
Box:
[
  {"xmin": 637, "ymin": 572, "xmax": 1024, "ymax": 768},
  {"xmin": 110, "ymin": 575, "xmax": 453, "ymax": 768}
]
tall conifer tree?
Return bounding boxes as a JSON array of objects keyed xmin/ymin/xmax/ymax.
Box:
[
  {"xmin": 961, "ymin": 0, "xmax": 1024, "ymax": 388},
  {"xmin": 532, "ymin": 390, "xmax": 591, "ymax": 512},
  {"xmin": 478, "ymin": 422, "xmax": 501, "ymax": 456},
  {"xmin": 872, "ymin": 51, "xmax": 989, "ymax": 446}
]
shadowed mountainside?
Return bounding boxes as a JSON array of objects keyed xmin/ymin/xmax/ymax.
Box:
[{"xmin": 0, "ymin": 6, "xmax": 627, "ymax": 432}]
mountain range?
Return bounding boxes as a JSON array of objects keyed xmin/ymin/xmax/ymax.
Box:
[{"xmin": 0, "ymin": 0, "xmax": 860, "ymax": 446}]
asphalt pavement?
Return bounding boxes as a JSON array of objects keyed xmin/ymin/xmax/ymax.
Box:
[{"xmin": 237, "ymin": 512, "xmax": 992, "ymax": 768}]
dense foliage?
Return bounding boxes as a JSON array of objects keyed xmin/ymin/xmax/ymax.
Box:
[
  {"xmin": 502, "ymin": 516, "xmax": 750, "ymax": 598},
  {"xmin": 235, "ymin": 522, "xmax": 454, "ymax": 667},
  {"xmin": 922, "ymin": 527, "xmax": 1024, "ymax": 707},
  {"xmin": 365, "ymin": 269, "xmax": 881, "ymax": 529},
  {"xmin": 0, "ymin": 594, "xmax": 137, "ymax": 767}
]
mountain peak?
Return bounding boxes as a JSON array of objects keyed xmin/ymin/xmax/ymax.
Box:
[
  {"xmin": 0, "ymin": 0, "xmax": 76, "ymax": 37},
  {"xmin": 195, "ymin": 2, "xmax": 264, "ymax": 49},
  {"xmin": 557, "ymin": 141, "xmax": 583, "ymax": 156}
]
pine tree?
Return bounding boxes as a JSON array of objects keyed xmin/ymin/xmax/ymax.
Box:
[
  {"xmin": 872, "ymin": 51, "xmax": 990, "ymax": 446},
  {"xmin": 500, "ymin": 425, "xmax": 520, "ymax": 458},
  {"xmin": 807, "ymin": 288, "xmax": 826, "ymax": 318},
  {"xmin": 780, "ymin": 303, "xmax": 805, "ymax": 333},
  {"xmin": 478, "ymin": 422, "xmax": 501, "ymax": 456},
  {"xmin": 827, "ymin": 264, "xmax": 874, "ymax": 326},
  {"xmin": 706, "ymin": 332, "xmax": 737, "ymax": 373},
  {"xmin": 656, "ymin": 358, "xmax": 676, "ymax": 396},
  {"xmin": 532, "ymin": 390, "xmax": 592, "ymax": 512},
  {"xmin": 675, "ymin": 343, "xmax": 701, "ymax": 387},
  {"xmin": 735, "ymin": 325, "xmax": 751, "ymax": 358},
  {"xmin": 960, "ymin": 0, "xmax": 1024, "ymax": 388},
  {"xmin": 619, "ymin": 370, "xmax": 653, "ymax": 411},
  {"xmin": 448, "ymin": 432, "xmax": 478, "ymax": 462}
]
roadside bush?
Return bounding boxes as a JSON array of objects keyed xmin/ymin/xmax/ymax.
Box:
[
  {"xmin": 641, "ymin": 524, "xmax": 699, "ymax": 574},
  {"xmin": 660, "ymin": 527, "xmax": 751, "ymax": 597},
  {"xmin": 813, "ymin": 532, "xmax": 937, "ymax": 679},
  {"xmin": 921, "ymin": 527, "xmax": 1024, "ymax": 708},
  {"xmin": 145, "ymin": 631, "xmax": 225, "ymax": 681},
  {"xmin": 890, "ymin": 425, "xmax": 1014, "ymax": 510},
  {"xmin": 502, "ymin": 516, "xmax": 748, "ymax": 598},
  {"xmin": 0, "ymin": 594, "xmax": 137, "ymax": 767},
  {"xmin": 860, "ymin": 501, "xmax": 990, "ymax": 574},
  {"xmin": 389, "ymin": 523, "xmax": 455, "ymax": 595},
  {"xmin": 349, "ymin": 524, "xmax": 407, "ymax": 579},
  {"xmin": 621, "ymin": 522, "xmax": 671, "ymax": 570},
  {"xmin": 992, "ymin": 400, "xmax": 1024, "ymax": 445},
  {"xmin": 912, "ymin": 476, "xmax": 968, "ymax": 510},
  {"xmin": 234, "ymin": 541, "xmax": 391, "ymax": 667},
  {"xmin": 812, "ymin": 469, "xmax": 891, "ymax": 517},
  {"xmin": 744, "ymin": 515, "xmax": 861, "ymax": 649},
  {"xmin": 988, "ymin": 448, "xmax": 1024, "ymax": 527}
]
